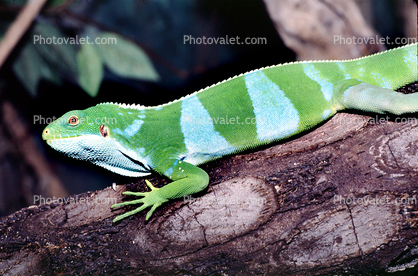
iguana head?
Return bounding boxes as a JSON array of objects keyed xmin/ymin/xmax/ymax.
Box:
[{"xmin": 42, "ymin": 104, "xmax": 151, "ymax": 177}]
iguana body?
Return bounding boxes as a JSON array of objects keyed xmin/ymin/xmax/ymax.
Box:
[{"xmin": 42, "ymin": 43, "xmax": 418, "ymax": 222}]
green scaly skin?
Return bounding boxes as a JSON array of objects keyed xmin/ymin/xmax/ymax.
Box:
[{"xmin": 42, "ymin": 43, "xmax": 418, "ymax": 223}]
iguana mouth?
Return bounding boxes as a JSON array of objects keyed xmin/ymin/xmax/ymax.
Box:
[
  {"xmin": 42, "ymin": 128, "xmax": 80, "ymax": 141},
  {"xmin": 44, "ymin": 136, "xmax": 83, "ymax": 149},
  {"xmin": 45, "ymin": 135, "xmax": 79, "ymax": 140},
  {"xmin": 118, "ymin": 150, "xmax": 149, "ymax": 172}
]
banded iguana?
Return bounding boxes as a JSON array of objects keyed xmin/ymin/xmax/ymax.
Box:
[{"xmin": 42, "ymin": 43, "xmax": 418, "ymax": 223}]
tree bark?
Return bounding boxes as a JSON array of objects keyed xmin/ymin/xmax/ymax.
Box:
[
  {"xmin": 263, "ymin": 0, "xmax": 386, "ymax": 60},
  {"xmin": 1, "ymin": 109, "xmax": 418, "ymax": 275}
]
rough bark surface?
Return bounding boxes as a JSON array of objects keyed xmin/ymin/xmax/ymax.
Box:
[
  {"xmin": 263, "ymin": 0, "xmax": 386, "ymax": 60},
  {"xmin": 1, "ymin": 110, "xmax": 418, "ymax": 275}
]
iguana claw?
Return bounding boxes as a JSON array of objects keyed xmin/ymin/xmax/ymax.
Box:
[{"xmin": 111, "ymin": 180, "xmax": 167, "ymax": 223}]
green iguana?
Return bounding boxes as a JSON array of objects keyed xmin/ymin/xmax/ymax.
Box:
[{"xmin": 42, "ymin": 43, "xmax": 418, "ymax": 223}]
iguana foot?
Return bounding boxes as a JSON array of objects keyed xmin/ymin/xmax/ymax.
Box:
[{"xmin": 111, "ymin": 180, "xmax": 168, "ymax": 223}]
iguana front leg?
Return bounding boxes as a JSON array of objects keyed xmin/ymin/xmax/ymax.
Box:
[{"xmin": 111, "ymin": 160, "xmax": 209, "ymax": 222}]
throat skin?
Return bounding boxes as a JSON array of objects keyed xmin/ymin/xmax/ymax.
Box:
[{"xmin": 42, "ymin": 43, "xmax": 418, "ymax": 222}]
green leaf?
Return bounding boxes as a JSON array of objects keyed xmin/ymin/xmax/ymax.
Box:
[
  {"xmin": 13, "ymin": 43, "xmax": 42, "ymax": 96},
  {"xmin": 95, "ymin": 32, "xmax": 159, "ymax": 82},
  {"xmin": 32, "ymin": 21, "xmax": 78, "ymax": 76},
  {"xmin": 77, "ymin": 42, "xmax": 103, "ymax": 97},
  {"xmin": 13, "ymin": 42, "xmax": 62, "ymax": 96}
]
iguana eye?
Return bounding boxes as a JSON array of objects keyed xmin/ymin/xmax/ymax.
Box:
[
  {"xmin": 68, "ymin": 116, "xmax": 79, "ymax": 125},
  {"xmin": 100, "ymin": 125, "xmax": 109, "ymax": 137}
]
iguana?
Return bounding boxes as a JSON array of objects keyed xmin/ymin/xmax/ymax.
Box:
[{"xmin": 42, "ymin": 43, "xmax": 418, "ymax": 223}]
